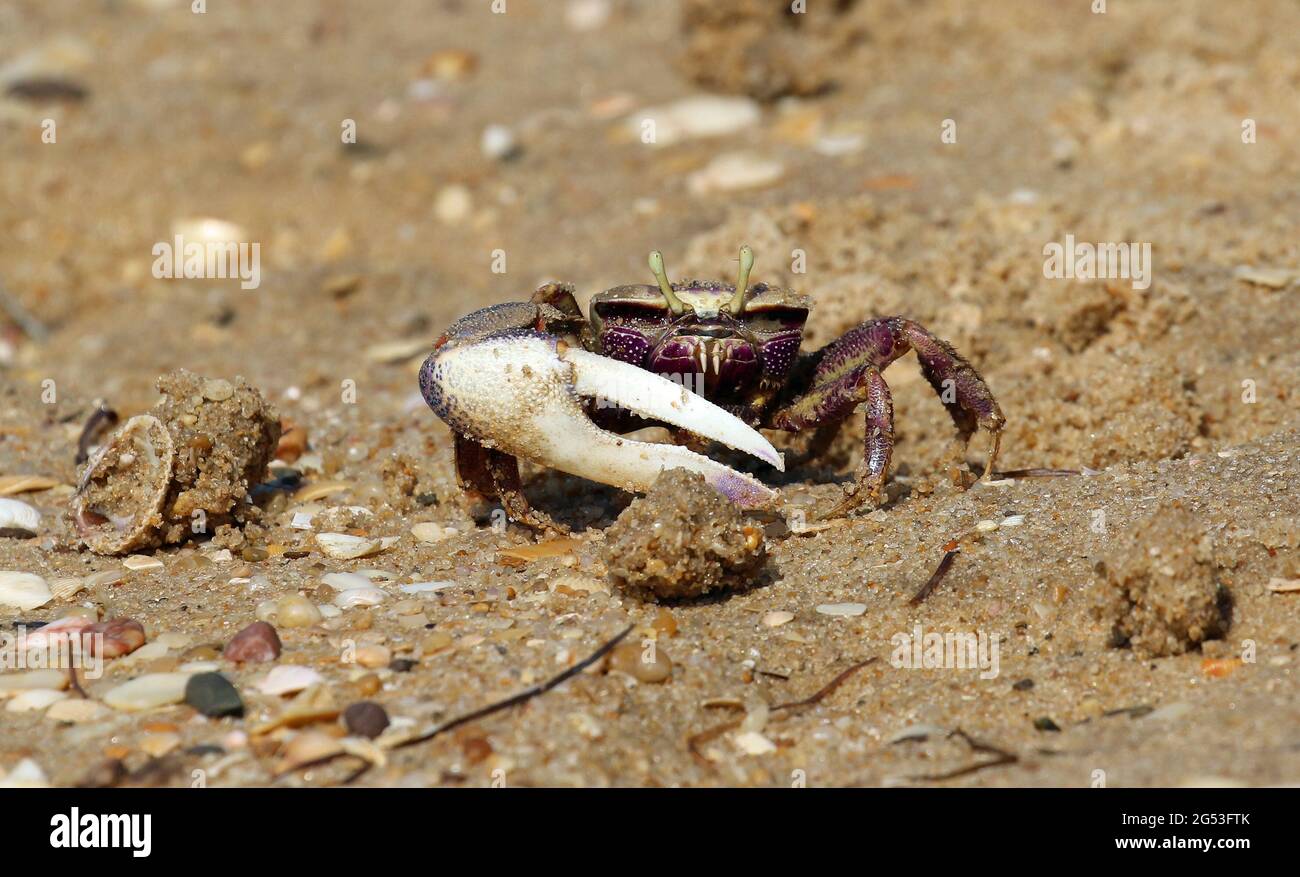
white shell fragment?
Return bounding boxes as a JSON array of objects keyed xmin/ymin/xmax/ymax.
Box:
[
  {"xmin": 333, "ymin": 587, "xmax": 387, "ymax": 608},
  {"xmin": 257, "ymin": 665, "xmax": 324, "ymax": 696},
  {"xmin": 0, "ymin": 498, "xmax": 40, "ymax": 533},
  {"xmin": 410, "ymin": 522, "xmax": 456, "ymax": 544},
  {"xmin": 815, "ymin": 603, "xmax": 868, "ymax": 617},
  {"xmin": 399, "ymin": 580, "xmax": 456, "ymax": 595},
  {"xmin": 0, "ymin": 571, "xmax": 52, "ymax": 611},
  {"xmin": 315, "ymin": 532, "xmax": 384, "ymax": 560},
  {"xmin": 5, "ymin": 688, "xmax": 68, "ymax": 713},
  {"xmin": 625, "ymin": 95, "xmax": 761, "ymax": 147}
]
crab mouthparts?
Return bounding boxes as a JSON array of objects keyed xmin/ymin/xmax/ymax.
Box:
[{"xmin": 422, "ymin": 330, "xmax": 783, "ymax": 508}]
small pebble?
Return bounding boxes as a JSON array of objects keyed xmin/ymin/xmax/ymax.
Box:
[
  {"xmin": 354, "ymin": 644, "xmax": 391, "ymax": 669},
  {"xmin": 763, "ymin": 611, "xmax": 794, "ymax": 627},
  {"xmin": 275, "ymin": 594, "xmax": 323, "ymax": 628},
  {"xmin": 343, "ymin": 701, "xmax": 390, "ymax": 739},
  {"xmin": 435, "ymin": 185, "xmax": 473, "ymax": 225},
  {"xmin": 480, "ymin": 124, "xmax": 519, "ymax": 161},
  {"xmin": 608, "ymin": 642, "xmax": 672, "ymax": 683},
  {"xmin": 224, "ymin": 621, "xmax": 282, "ymax": 663},
  {"xmin": 185, "ymin": 672, "xmax": 244, "ymax": 718}
]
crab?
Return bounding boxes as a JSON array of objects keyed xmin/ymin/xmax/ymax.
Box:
[{"xmin": 419, "ymin": 246, "xmax": 1004, "ymax": 532}]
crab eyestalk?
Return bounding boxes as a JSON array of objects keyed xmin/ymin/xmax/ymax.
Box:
[
  {"xmin": 724, "ymin": 244, "xmax": 754, "ymax": 315},
  {"xmin": 648, "ymin": 250, "xmax": 688, "ymax": 316}
]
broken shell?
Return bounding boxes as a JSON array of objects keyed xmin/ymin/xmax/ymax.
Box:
[
  {"xmin": 315, "ymin": 532, "xmax": 383, "ymax": 560},
  {"xmin": 0, "ymin": 475, "xmax": 61, "ymax": 496},
  {"xmin": 123, "ymin": 554, "xmax": 164, "ymax": 571},
  {"xmin": 0, "ymin": 498, "xmax": 40, "ymax": 533},
  {"xmin": 277, "ymin": 730, "xmax": 344, "ymax": 772},
  {"xmin": 257, "ymin": 665, "xmax": 324, "ymax": 696},
  {"xmin": 0, "ymin": 571, "xmax": 52, "ymax": 611},
  {"xmin": 333, "ymin": 586, "xmax": 387, "ymax": 608},
  {"xmin": 69, "ymin": 414, "xmax": 175, "ymax": 556},
  {"xmin": 5, "ymin": 689, "xmax": 68, "ymax": 713},
  {"xmin": 48, "ymin": 576, "xmax": 87, "ymax": 600}
]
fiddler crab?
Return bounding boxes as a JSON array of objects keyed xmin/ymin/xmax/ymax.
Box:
[{"xmin": 420, "ymin": 246, "xmax": 1005, "ymax": 533}]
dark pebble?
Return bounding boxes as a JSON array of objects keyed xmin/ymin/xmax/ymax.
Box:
[
  {"xmin": 388, "ymin": 658, "xmax": 417, "ymax": 673},
  {"xmin": 6, "ymin": 77, "xmax": 89, "ymax": 103},
  {"xmin": 343, "ymin": 701, "xmax": 390, "ymax": 739},
  {"xmin": 224, "ymin": 621, "xmax": 281, "ymax": 663},
  {"xmin": 185, "ymin": 673, "xmax": 245, "ymax": 718},
  {"xmin": 1012, "ymin": 678, "xmax": 1035, "ymax": 691},
  {"xmin": 416, "ymin": 493, "xmax": 438, "ymax": 506},
  {"xmin": 1033, "ymin": 716, "xmax": 1061, "ymax": 732},
  {"xmin": 185, "ymin": 744, "xmax": 226, "ymax": 757}
]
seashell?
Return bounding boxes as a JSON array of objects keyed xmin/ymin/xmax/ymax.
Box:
[
  {"xmin": 48, "ymin": 576, "xmax": 87, "ymax": 600},
  {"xmin": 814, "ymin": 602, "xmax": 867, "ymax": 617},
  {"xmin": 0, "ymin": 758, "xmax": 50, "ymax": 788},
  {"xmin": 277, "ymin": 730, "xmax": 344, "ymax": 772},
  {"xmin": 46, "ymin": 698, "xmax": 111, "ymax": 723},
  {"xmin": 102, "ymin": 672, "xmax": 193, "ymax": 712},
  {"xmin": 315, "ymin": 532, "xmax": 383, "ymax": 560},
  {"xmin": 399, "ymin": 580, "xmax": 455, "ymax": 595},
  {"xmin": 333, "ymin": 586, "xmax": 387, "ymax": 608},
  {"xmin": 0, "ymin": 498, "xmax": 40, "ymax": 533},
  {"xmin": 321, "ymin": 572, "xmax": 372, "ymax": 591},
  {"xmin": 69, "ymin": 415, "xmax": 175, "ymax": 556},
  {"xmin": 0, "ymin": 571, "xmax": 52, "ymax": 611},
  {"xmin": 0, "ymin": 475, "xmax": 61, "ymax": 496},
  {"xmin": 122, "ymin": 554, "xmax": 164, "ymax": 571},
  {"xmin": 294, "ymin": 481, "xmax": 351, "ymax": 503},
  {"xmin": 256, "ymin": 665, "xmax": 324, "ymax": 696},
  {"xmin": 252, "ymin": 684, "xmax": 338, "ymax": 735},
  {"xmin": 410, "ymin": 522, "xmax": 456, "ymax": 544},
  {"xmin": 5, "ymin": 688, "xmax": 68, "ymax": 713},
  {"xmin": 0, "ymin": 669, "xmax": 68, "ymax": 697}
]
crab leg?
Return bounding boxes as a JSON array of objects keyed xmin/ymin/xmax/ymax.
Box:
[{"xmin": 421, "ymin": 330, "xmax": 782, "ymax": 508}]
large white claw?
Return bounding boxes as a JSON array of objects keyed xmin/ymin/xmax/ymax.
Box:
[{"xmin": 423, "ymin": 331, "xmax": 782, "ymax": 508}]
